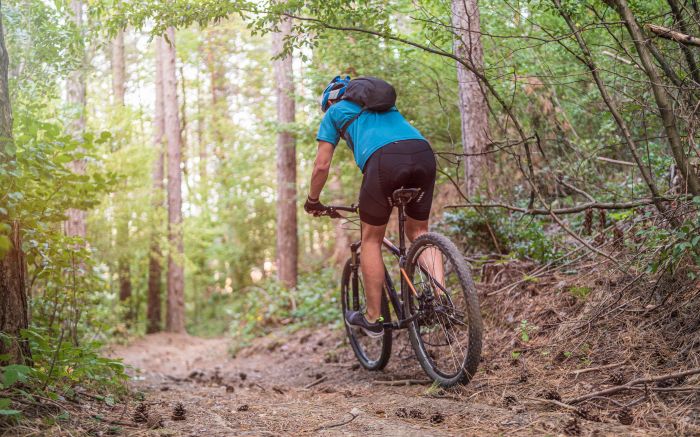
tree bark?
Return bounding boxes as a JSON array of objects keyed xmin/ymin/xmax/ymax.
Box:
[
  {"xmin": 65, "ymin": 0, "xmax": 87, "ymax": 238},
  {"xmin": 451, "ymin": 0, "xmax": 490, "ymax": 197},
  {"xmin": 272, "ymin": 13, "xmax": 298, "ymax": 289},
  {"xmin": 0, "ymin": 8, "xmax": 30, "ymax": 366},
  {"xmin": 162, "ymin": 28, "xmax": 185, "ymax": 333},
  {"xmin": 607, "ymin": 0, "xmax": 700, "ymax": 195},
  {"xmin": 112, "ymin": 27, "xmax": 133, "ymax": 314},
  {"xmin": 147, "ymin": 37, "xmax": 166, "ymax": 334}
]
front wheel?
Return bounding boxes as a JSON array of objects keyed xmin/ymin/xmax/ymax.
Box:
[
  {"xmin": 341, "ymin": 256, "xmax": 392, "ymax": 371},
  {"xmin": 404, "ymin": 232, "xmax": 483, "ymax": 387}
]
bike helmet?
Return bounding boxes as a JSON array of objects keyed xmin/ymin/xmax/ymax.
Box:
[{"xmin": 320, "ymin": 75, "xmax": 351, "ymax": 112}]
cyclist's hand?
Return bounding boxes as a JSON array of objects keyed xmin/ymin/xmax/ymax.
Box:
[{"xmin": 304, "ymin": 196, "xmax": 326, "ymax": 216}]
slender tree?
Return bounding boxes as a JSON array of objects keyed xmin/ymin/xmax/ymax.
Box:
[
  {"xmin": 147, "ymin": 37, "xmax": 165, "ymax": 333},
  {"xmin": 0, "ymin": 6, "xmax": 30, "ymax": 366},
  {"xmin": 65, "ymin": 0, "xmax": 87, "ymax": 237},
  {"xmin": 112, "ymin": 27, "xmax": 133, "ymax": 312},
  {"xmin": 162, "ymin": 28, "xmax": 185, "ymax": 333},
  {"xmin": 451, "ymin": 0, "xmax": 490, "ymax": 197},
  {"xmin": 272, "ymin": 12, "xmax": 298, "ymax": 289},
  {"xmin": 606, "ymin": 0, "xmax": 700, "ymax": 195}
]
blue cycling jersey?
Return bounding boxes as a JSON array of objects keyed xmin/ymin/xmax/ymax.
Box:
[{"xmin": 316, "ymin": 100, "xmax": 426, "ymax": 171}]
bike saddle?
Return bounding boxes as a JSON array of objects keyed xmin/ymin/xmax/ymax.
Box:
[{"xmin": 391, "ymin": 188, "xmax": 423, "ymax": 206}]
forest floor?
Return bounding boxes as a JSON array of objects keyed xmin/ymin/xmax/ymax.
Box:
[
  {"xmin": 101, "ymin": 260, "xmax": 699, "ymax": 436},
  {"xmin": 6, "ymin": 260, "xmax": 698, "ymax": 436}
]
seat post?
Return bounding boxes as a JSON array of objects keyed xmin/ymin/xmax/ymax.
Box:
[{"xmin": 397, "ymin": 204, "xmax": 407, "ymax": 257}]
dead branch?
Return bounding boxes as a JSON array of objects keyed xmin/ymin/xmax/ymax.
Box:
[
  {"xmin": 312, "ymin": 411, "xmax": 359, "ymax": 432},
  {"xmin": 525, "ymin": 397, "xmax": 580, "ymax": 412},
  {"xmin": 596, "ymin": 156, "xmax": 636, "ymax": 166},
  {"xmin": 445, "ymin": 199, "xmax": 654, "ymax": 215},
  {"xmin": 304, "ymin": 375, "xmax": 328, "ymax": 389},
  {"xmin": 572, "ymin": 360, "xmax": 628, "ymax": 376},
  {"xmin": 646, "ymin": 23, "xmax": 700, "ymax": 47},
  {"xmin": 601, "ymin": 50, "xmax": 633, "ymax": 65},
  {"xmin": 565, "ymin": 367, "xmax": 700, "ymax": 404}
]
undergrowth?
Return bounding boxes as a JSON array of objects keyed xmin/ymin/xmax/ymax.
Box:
[
  {"xmin": 227, "ymin": 267, "xmax": 341, "ymax": 356},
  {"xmin": 0, "ymin": 330, "xmax": 127, "ymax": 427},
  {"xmin": 440, "ymin": 208, "xmax": 562, "ymax": 263}
]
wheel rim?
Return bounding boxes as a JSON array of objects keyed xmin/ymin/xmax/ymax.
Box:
[
  {"xmin": 407, "ymin": 243, "xmax": 473, "ymax": 380},
  {"xmin": 343, "ymin": 269, "xmax": 385, "ymax": 367}
]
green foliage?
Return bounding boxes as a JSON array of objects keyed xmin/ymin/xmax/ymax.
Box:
[
  {"xmin": 519, "ymin": 320, "xmax": 537, "ymax": 343},
  {"xmin": 228, "ymin": 268, "xmax": 341, "ymax": 354},
  {"xmin": 441, "ymin": 208, "xmax": 562, "ymax": 263},
  {"xmin": 646, "ymin": 197, "xmax": 700, "ymax": 278},
  {"xmin": 22, "ymin": 328, "xmax": 128, "ymax": 392},
  {"xmin": 568, "ymin": 285, "xmax": 592, "ymax": 300}
]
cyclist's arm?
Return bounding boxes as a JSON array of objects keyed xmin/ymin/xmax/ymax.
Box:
[{"xmin": 309, "ymin": 141, "xmax": 335, "ymax": 200}]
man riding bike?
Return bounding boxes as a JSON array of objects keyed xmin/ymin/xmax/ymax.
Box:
[{"xmin": 303, "ymin": 76, "xmax": 437, "ymax": 338}]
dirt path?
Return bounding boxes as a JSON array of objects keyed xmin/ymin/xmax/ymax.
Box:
[{"xmin": 110, "ymin": 328, "xmax": 522, "ymax": 436}]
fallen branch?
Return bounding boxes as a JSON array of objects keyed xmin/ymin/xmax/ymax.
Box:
[
  {"xmin": 565, "ymin": 367, "xmax": 700, "ymax": 404},
  {"xmin": 445, "ymin": 199, "xmax": 654, "ymax": 215},
  {"xmin": 312, "ymin": 411, "xmax": 359, "ymax": 432},
  {"xmin": 375, "ymin": 379, "xmax": 431, "ymax": 386},
  {"xmin": 646, "ymin": 23, "xmax": 700, "ymax": 47},
  {"xmin": 525, "ymin": 397, "xmax": 580, "ymax": 413},
  {"xmin": 596, "ymin": 156, "xmax": 635, "ymax": 166},
  {"xmin": 304, "ymin": 375, "xmax": 328, "ymax": 389},
  {"xmin": 572, "ymin": 360, "xmax": 628, "ymax": 376}
]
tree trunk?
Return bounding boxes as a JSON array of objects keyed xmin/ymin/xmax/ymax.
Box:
[
  {"xmin": 65, "ymin": 0, "xmax": 86, "ymax": 238},
  {"xmin": 162, "ymin": 28, "xmax": 185, "ymax": 333},
  {"xmin": 112, "ymin": 28, "xmax": 133, "ymax": 314},
  {"xmin": 0, "ymin": 9, "xmax": 30, "ymax": 366},
  {"xmin": 272, "ymin": 12, "xmax": 298, "ymax": 289},
  {"xmin": 147, "ymin": 37, "xmax": 166, "ymax": 334},
  {"xmin": 451, "ymin": 0, "xmax": 490, "ymax": 197},
  {"xmin": 607, "ymin": 0, "xmax": 700, "ymax": 195},
  {"xmin": 112, "ymin": 29, "xmax": 125, "ymax": 105}
]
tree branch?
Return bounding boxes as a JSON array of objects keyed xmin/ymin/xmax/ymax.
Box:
[
  {"xmin": 646, "ymin": 23, "xmax": 700, "ymax": 47},
  {"xmin": 445, "ymin": 199, "xmax": 656, "ymax": 215}
]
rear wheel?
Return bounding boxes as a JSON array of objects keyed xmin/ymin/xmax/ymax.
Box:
[
  {"xmin": 341, "ymin": 256, "xmax": 392, "ymax": 370},
  {"xmin": 404, "ymin": 232, "xmax": 482, "ymax": 387}
]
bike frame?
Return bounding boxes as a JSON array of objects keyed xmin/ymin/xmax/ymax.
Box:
[{"xmin": 345, "ymin": 202, "xmax": 423, "ymax": 331}]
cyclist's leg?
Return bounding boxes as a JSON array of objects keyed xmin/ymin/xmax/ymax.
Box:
[
  {"xmin": 357, "ymin": 149, "xmax": 393, "ymax": 322},
  {"xmin": 406, "ymin": 217, "xmax": 444, "ymax": 287},
  {"xmin": 360, "ymin": 221, "xmax": 387, "ymax": 321},
  {"xmin": 404, "ymin": 140, "xmax": 441, "ymax": 285}
]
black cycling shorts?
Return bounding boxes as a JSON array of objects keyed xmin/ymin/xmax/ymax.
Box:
[{"xmin": 359, "ymin": 139, "xmax": 436, "ymax": 226}]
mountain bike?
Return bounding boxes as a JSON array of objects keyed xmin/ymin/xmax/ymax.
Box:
[{"xmin": 317, "ymin": 188, "xmax": 483, "ymax": 387}]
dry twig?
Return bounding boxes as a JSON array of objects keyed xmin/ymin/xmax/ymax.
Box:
[{"xmin": 565, "ymin": 367, "xmax": 700, "ymax": 404}]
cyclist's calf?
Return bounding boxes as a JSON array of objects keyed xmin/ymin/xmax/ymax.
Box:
[{"xmin": 405, "ymin": 217, "xmax": 429, "ymax": 242}]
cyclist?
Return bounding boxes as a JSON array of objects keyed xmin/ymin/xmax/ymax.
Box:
[{"xmin": 304, "ymin": 76, "xmax": 437, "ymax": 338}]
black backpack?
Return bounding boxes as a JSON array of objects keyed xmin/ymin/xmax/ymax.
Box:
[{"xmin": 339, "ymin": 77, "xmax": 397, "ymax": 151}]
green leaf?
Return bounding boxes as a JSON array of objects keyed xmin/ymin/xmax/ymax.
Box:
[
  {"xmin": 0, "ymin": 398, "xmax": 10, "ymax": 409},
  {"xmin": 1, "ymin": 364, "xmax": 32, "ymax": 388},
  {"xmin": 0, "ymin": 409, "xmax": 21, "ymax": 416}
]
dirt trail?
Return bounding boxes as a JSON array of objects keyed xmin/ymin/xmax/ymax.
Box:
[{"xmin": 110, "ymin": 328, "xmax": 518, "ymax": 436}]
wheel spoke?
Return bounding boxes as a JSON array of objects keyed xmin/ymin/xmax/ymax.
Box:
[{"xmin": 406, "ymin": 238, "xmax": 479, "ymax": 383}]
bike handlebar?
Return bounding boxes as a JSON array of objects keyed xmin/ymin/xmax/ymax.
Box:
[{"xmin": 315, "ymin": 204, "xmax": 358, "ymax": 218}]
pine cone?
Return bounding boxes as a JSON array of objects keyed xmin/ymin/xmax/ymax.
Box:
[
  {"xmin": 147, "ymin": 413, "xmax": 164, "ymax": 429},
  {"xmin": 618, "ymin": 407, "xmax": 633, "ymax": 425},
  {"xmin": 540, "ymin": 388, "xmax": 562, "ymax": 401},
  {"xmin": 563, "ymin": 416, "xmax": 581, "ymax": 435},
  {"xmin": 172, "ymin": 402, "xmax": 186, "ymax": 421},
  {"xmin": 133, "ymin": 402, "xmax": 148, "ymax": 424},
  {"xmin": 609, "ymin": 370, "xmax": 625, "ymax": 385}
]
